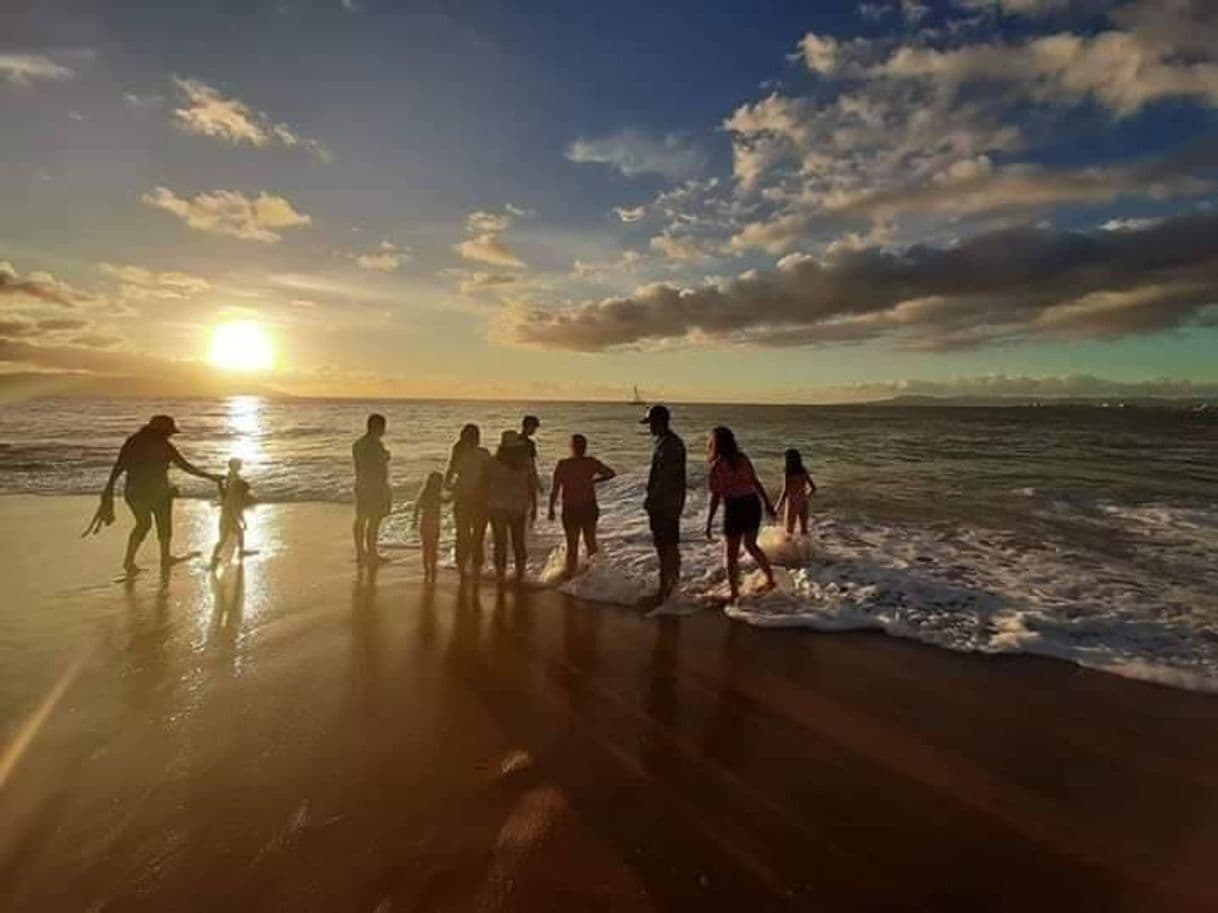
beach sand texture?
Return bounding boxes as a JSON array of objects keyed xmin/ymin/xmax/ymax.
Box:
[{"xmin": 2, "ymin": 495, "xmax": 1217, "ymax": 911}]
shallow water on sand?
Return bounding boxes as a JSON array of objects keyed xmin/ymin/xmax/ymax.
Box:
[{"xmin": 2, "ymin": 397, "xmax": 1217, "ymax": 690}]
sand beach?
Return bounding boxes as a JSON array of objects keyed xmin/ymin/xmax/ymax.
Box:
[{"xmin": 2, "ymin": 494, "xmax": 1217, "ymax": 912}]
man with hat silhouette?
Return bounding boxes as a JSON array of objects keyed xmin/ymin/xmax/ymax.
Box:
[
  {"xmin": 640, "ymin": 404, "xmax": 686, "ymax": 605},
  {"xmin": 99, "ymin": 414, "xmax": 224, "ymax": 575}
]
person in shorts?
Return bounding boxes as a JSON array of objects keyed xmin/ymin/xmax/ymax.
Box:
[
  {"xmin": 548, "ymin": 434, "xmax": 616, "ymax": 579},
  {"xmin": 99, "ymin": 414, "xmax": 223, "ymax": 576},
  {"xmin": 353, "ymin": 413, "xmax": 391, "ymax": 567},
  {"xmin": 704, "ymin": 425, "xmax": 777, "ymax": 603},
  {"xmin": 640, "ymin": 405, "xmax": 686, "ymax": 605}
]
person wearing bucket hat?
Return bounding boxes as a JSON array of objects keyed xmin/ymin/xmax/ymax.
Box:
[
  {"xmin": 100, "ymin": 414, "xmax": 224, "ymax": 575},
  {"xmin": 640, "ymin": 404, "xmax": 686, "ymax": 605}
]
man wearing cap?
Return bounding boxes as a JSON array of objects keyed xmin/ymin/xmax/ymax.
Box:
[
  {"xmin": 641, "ymin": 404, "xmax": 686, "ymax": 605},
  {"xmin": 100, "ymin": 415, "xmax": 224, "ymax": 575}
]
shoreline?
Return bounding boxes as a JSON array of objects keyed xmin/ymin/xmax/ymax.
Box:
[{"xmin": 2, "ymin": 495, "xmax": 1218, "ymax": 910}]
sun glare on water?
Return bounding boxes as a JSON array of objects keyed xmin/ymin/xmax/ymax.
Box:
[{"xmin": 208, "ymin": 321, "xmax": 274, "ymax": 373}]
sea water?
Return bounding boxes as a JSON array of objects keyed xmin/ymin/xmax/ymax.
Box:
[{"xmin": 2, "ymin": 396, "xmax": 1216, "ymax": 691}]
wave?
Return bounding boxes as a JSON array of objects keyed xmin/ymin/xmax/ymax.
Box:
[{"xmin": 388, "ymin": 472, "xmax": 1218, "ymax": 694}]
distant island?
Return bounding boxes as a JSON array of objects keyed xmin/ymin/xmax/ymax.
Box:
[{"xmin": 870, "ymin": 394, "xmax": 1215, "ymax": 410}]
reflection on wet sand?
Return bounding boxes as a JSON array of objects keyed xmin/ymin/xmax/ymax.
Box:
[{"xmin": 3, "ymin": 497, "xmax": 1218, "ymax": 912}]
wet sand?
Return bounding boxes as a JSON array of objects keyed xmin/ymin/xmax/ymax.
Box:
[{"xmin": 2, "ymin": 494, "xmax": 1217, "ymax": 912}]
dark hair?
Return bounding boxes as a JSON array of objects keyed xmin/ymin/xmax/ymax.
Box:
[
  {"xmin": 571, "ymin": 433, "xmax": 587, "ymax": 456},
  {"xmin": 522, "ymin": 414, "xmax": 540, "ymax": 430},
  {"xmin": 422, "ymin": 471, "xmax": 444, "ymax": 496},
  {"xmin": 496, "ymin": 432, "xmax": 527, "ymax": 469},
  {"xmin": 457, "ymin": 423, "xmax": 480, "ymax": 447},
  {"xmin": 708, "ymin": 425, "xmax": 741, "ymax": 467},
  {"xmin": 367, "ymin": 413, "xmax": 386, "ymax": 433},
  {"xmin": 784, "ymin": 448, "xmax": 806, "ymax": 476}
]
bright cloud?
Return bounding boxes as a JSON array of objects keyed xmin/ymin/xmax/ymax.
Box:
[
  {"xmin": 171, "ymin": 77, "xmax": 331, "ymax": 160},
  {"xmin": 98, "ymin": 262, "xmax": 211, "ymax": 299},
  {"xmin": 0, "ymin": 54, "xmax": 74, "ymax": 84},
  {"xmin": 141, "ymin": 186, "xmax": 312, "ymax": 242},
  {"xmin": 352, "ymin": 240, "xmax": 410, "ymax": 271},
  {"xmin": 1, "ymin": 261, "xmax": 99, "ymax": 308},
  {"xmin": 566, "ymin": 129, "xmax": 707, "ymax": 179}
]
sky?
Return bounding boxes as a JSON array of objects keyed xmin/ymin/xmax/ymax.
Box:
[{"xmin": 2, "ymin": 0, "xmax": 1217, "ymax": 402}]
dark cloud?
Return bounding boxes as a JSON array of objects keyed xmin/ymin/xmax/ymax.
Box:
[{"xmin": 509, "ymin": 210, "xmax": 1218, "ymax": 351}]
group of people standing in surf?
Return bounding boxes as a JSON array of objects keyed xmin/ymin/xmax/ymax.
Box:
[
  {"xmin": 322, "ymin": 402, "xmax": 817, "ymax": 605},
  {"xmin": 95, "ymin": 404, "xmax": 817, "ymax": 605}
]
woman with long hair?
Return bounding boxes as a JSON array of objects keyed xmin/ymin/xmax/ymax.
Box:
[
  {"xmin": 486, "ymin": 431, "xmax": 536, "ymax": 583},
  {"xmin": 444, "ymin": 423, "xmax": 491, "ymax": 577},
  {"xmin": 704, "ymin": 425, "xmax": 776, "ymax": 602},
  {"xmin": 774, "ymin": 447, "xmax": 817, "ymax": 537}
]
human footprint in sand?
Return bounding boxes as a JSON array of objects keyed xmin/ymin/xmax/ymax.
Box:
[
  {"xmin": 548, "ymin": 433, "xmax": 616, "ymax": 579},
  {"xmin": 704, "ymin": 425, "xmax": 777, "ymax": 603},
  {"xmin": 774, "ymin": 448, "xmax": 817, "ymax": 537},
  {"xmin": 209, "ymin": 457, "xmax": 255, "ymax": 571}
]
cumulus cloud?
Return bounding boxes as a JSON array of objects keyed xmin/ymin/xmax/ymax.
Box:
[
  {"xmin": 98, "ymin": 262, "xmax": 211, "ymax": 299},
  {"xmin": 452, "ymin": 205, "xmax": 529, "ymax": 269},
  {"xmin": 566, "ymin": 130, "xmax": 707, "ymax": 179},
  {"xmin": 507, "ymin": 210, "xmax": 1218, "ymax": 352},
  {"xmin": 1, "ymin": 261, "xmax": 100, "ymax": 308},
  {"xmin": 0, "ymin": 54, "xmax": 74, "ymax": 84},
  {"xmin": 878, "ymin": 30, "xmax": 1218, "ymax": 116},
  {"xmin": 456, "ymin": 271, "xmax": 533, "ymax": 295},
  {"xmin": 171, "ymin": 77, "xmax": 331, "ymax": 160},
  {"xmin": 612, "ymin": 205, "xmax": 647, "ymax": 223},
  {"xmin": 570, "ymin": 250, "xmax": 644, "ymax": 281},
  {"xmin": 454, "ymin": 235, "xmax": 527, "ymax": 269},
  {"xmin": 352, "ymin": 240, "xmax": 410, "ymax": 271},
  {"xmin": 141, "ymin": 186, "xmax": 312, "ymax": 242}
]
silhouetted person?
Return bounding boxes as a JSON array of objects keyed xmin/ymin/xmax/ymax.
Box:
[
  {"xmin": 353, "ymin": 413, "xmax": 391, "ymax": 567},
  {"xmin": 100, "ymin": 414, "xmax": 223, "ymax": 575},
  {"xmin": 209, "ymin": 457, "xmax": 254, "ymax": 570},
  {"xmin": 412, "ymin": 470, "xmax": 445, "ymax": 583},
  {"xmin": 775, "ymin": 447, "xmax": 817, "ymax": 537},
  {"xmin": 548, "ymin": 433, "xmax": 615, "ymax": 579},
  {"xmin": 641, "ymin": 405, "xmax": 686, "ymax": 605},
  {"xmin": 487, "ymin": 430, "xmax": 535, "ymax": 584},
  {"xmin": 445, "ymin": 423, "xmax": 491, "ymax": 577},
  {"xmin": 519, "ymin": 414, "xmax": 542, "ymax": 522},
  {"xmin": 705, "ymin": 425, "xmax": 776, "ymax": 603}
]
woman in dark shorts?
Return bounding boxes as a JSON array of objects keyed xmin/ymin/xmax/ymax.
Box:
[{"xmin": 704, "ymin": 425, "xmax": 777, "ymax": 603}]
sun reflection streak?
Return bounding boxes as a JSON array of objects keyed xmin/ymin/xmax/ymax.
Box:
[{"xmin": 226, "ymin": 395, "xmax": 264, "ymax": 465}]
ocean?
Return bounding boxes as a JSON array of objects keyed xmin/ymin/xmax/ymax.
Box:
[{"xmin": 3, "ymin": 396, "xmax": 1217, "ymax": 691}]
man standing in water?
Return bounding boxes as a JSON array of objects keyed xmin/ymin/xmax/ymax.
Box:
[
  {"xmin": 520, "ymin": 414, "xmax": 542, "ymax": 522},
  {"xmin": 353, "ymin": 413, "xmax": 391, "ymax": 567},
  {"xmin": 641, "ymin": 404, "xmax": 686, "ymax": 606},
  {"xmin": 100, "ymin": 414, "xmax": 224, "ymax": 576}
]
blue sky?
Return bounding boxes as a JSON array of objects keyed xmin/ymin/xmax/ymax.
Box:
[{"xmin": 2, "ymin": 0, "xmax": 1217, "ymax": 401}]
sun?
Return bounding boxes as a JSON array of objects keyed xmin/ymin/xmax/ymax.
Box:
[{"xmin": 208, "ymin": 321, "xmax": 274, "ymax": 373}]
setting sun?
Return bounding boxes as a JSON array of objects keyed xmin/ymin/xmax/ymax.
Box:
[{"xmin": 208, "ymin": 321, "xmax": 274, "ymax": 373}]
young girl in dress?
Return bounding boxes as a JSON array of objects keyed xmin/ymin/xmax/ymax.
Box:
[
  {"xmin": 775, "ymin": 448, "xmax": 816, "ymax": 537},
  {"xmin": 412, "ymin": 471, "xmax": 446, "ymax": 582}
]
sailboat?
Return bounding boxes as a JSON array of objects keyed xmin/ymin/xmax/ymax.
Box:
[{"xmin": 629, "ymin": 385, "xmax": 645, "ymax": 406}]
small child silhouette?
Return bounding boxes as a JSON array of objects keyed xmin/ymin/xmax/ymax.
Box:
[
  {"xmin": 412, "ymin": 471, "xmax": 446, "ymax": 582},
  {"xmin": 209, "ymin": 457, "xmax": 255, "ymax": 570}
]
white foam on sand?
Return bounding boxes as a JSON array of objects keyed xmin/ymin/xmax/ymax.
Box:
[{"xmin": 510, "ymin": 472, "xmax": 1218, "ymax": 694}]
